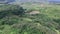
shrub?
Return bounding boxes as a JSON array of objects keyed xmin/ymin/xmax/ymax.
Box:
[{"xmin": 0, "ymin": 5, "xmax": 25, "ymax": 19}]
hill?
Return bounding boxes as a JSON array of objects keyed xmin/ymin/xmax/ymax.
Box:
[{"xmin": 0, "ymin": 4, "xmax": 60, "ymax": 34}]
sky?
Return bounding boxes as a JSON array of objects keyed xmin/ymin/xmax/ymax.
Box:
[
  {"xmin": 48, "ymin": 0, "xmax": 60, "ymax": 1},
  {"xmin": 0, "ymin": 0, "xmax": 60, "ymax": 3}
]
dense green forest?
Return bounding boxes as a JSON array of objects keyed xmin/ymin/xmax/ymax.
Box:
[{"xmin": 0, "ymin": 4, "xmax": 60, "ymax": 34}]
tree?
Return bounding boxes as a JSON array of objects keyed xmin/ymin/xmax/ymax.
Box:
[{"xmin": 0, "ymin": 5, "xmax": 25, "ymax": 19}]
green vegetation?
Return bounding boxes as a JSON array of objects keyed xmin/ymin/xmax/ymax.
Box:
[{"xmin": 0, "ymin": 4, "xmax": 60, "ymax": 34}]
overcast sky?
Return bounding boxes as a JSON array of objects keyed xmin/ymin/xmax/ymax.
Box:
[{"xmin": 48, "ymin": 0, "xmax": 60, "ymax": 1}]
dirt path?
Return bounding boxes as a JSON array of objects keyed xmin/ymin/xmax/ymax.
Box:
[{"xmin": 29, "ymin": 11, "xmax": 40, "ymax": 14}]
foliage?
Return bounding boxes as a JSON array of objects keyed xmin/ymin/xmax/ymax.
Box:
[{"xmin": 0, "ymin": 4, "xmax": 60, "ymax": 34}]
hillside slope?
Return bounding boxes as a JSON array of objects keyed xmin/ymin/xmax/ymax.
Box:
[{"xmin": 0, "ymin": 4, "xmax": 60, "ymax": 34}]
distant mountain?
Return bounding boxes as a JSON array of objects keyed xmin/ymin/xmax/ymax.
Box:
[
  {"xmin": 0, "ymin": 0, "xmax": 60, "ymax": 4},
  {"xmin": 0, "ymin": 0, "xmax": 15, "ymax": 4},
  {"xmin": 14, "ymin": 0, "xmax": 48, "ymax": 4},
  {"xmin": 15, "ymin": 0, "xmax": 47, "ymax": 3},
  {"xmin": 18, "ymin": 0, "xmax": 60, "ymax": 3},
  {"xmin": 48, "ymin": 0, "xmax": 60, "ymax": 4}
]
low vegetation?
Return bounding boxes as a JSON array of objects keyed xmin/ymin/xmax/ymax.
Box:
[{"xmin": 0, "ymin": 4, "xmax": 60, "ymax": 34}]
